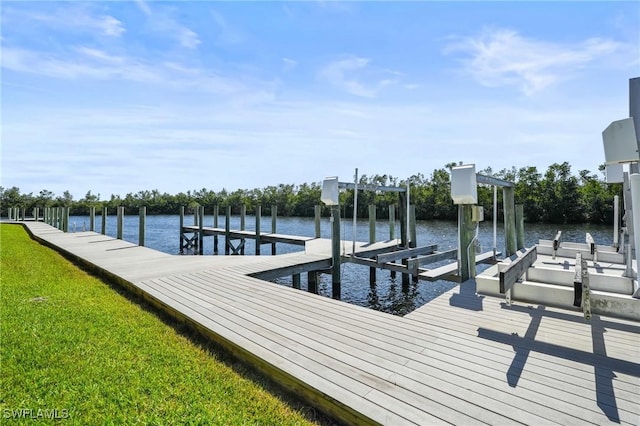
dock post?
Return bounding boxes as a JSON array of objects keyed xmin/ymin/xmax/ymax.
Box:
[
  {"xmin": 515, "ymin": 204, "xmax": 525, "ymax": 250},
  {"xmin": 225, "ymin": 206, "xmax": 231, "ymax": 255},
  {"xmin": 63, "ymin": 207, "xmax": 69, "ymax": 232},
  {"xmin": 458, "ymin": 204, "xmax": 476, "ymax": 282},
  {"xmin": 89, "ymin": 207, "xmax": 95, "ymax": 232},
  {"xmin": 57, "ymin": 207, "xmax": 62, "ymax": 230},
  {"xmin": 213, "ymin": 205, "xmax": 219, "ymax": 254},
  {"xmin": 369, "ymin": 204, "xmax": 376, "ymax": 286},
  {"xmin": 193, "ymin": 207, "xmax": 199, "ymax": 252},
  {"xmin": 34, "ymin": 207, "xmax": 39, "ymax": 222},
  {"xmin": 271, "ymin": 205, "xmax": 277, "ymax": 255},
  {"xmin": 307, "ymin": 271, "xmax": 318, "ymax": 294},
  {"xmin": 116, "ymin": 206, "xmax": 124, "ymax": 240},
  {"xmin": 101, "ymin": 207, "xmax": 107, "ymax": 235},
  {"xmin": 255, "ymin": 205, "xmax": 261, "ymax": 255},
  {"xmin": 399, "ymin": 192, "xmax": 409, "ymax": 287},
  {"xmin": 139, "ymin": 206, "xmax": 146, "ymax": 246},
  {"xmin": 331, "ymin": 204, "xmax": 341, "ymax": 299},
  {"xmin": 314, "ymin": 205, "xmax": 321, "ymax": 238},
  {"xmin": 179, "ymin": 206, "xmax": 185, "ymax": 254},
  {"xmin": 240, "ymin": 205, "xmax": 246, "ymax": 255},
  {"xmin": 389, "ymin": 204, "xmax": 396, "ymax": 279},
  {"xmin": 613, "ymin": 195, "xmax": 620, "ymax": 249},
  {"xmin": 503, "ymin": 187, "xmax": 517, "ymax": 256},
  {"xmin": 198, "ymin": 206, "xmax": 204, "ymax": 255},
  {"xmin": 21, "ymin": 208, "xmax": 26, "ymax": 222},
  {"xmin": 409, "ymin": 205, "xmax": 418, "ymax": 283},
  {"xmin": 292, "ymin": 274, "xmax": 301, "ymax": 289}
]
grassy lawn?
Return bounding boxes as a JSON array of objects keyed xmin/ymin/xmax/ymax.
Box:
[{"xmin": 0, "ymin": 224, "xmax": 325, "ymax": 425}]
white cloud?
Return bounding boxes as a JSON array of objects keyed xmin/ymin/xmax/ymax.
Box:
[
  {"xmin": 444, "ymin": 28, "xmax": 624, "ymax": 95},
  {"xmin": 99, "ymin": 15, "xmax": 126, "ymax": 37},
  {"xmin": 319, "ymin": 56, "xmax": 376, "ymax": 98},
  {"xmin": 319, "ymin": 56, "xmax": 404, "ymax": 98},
  {"xmin": 282, "ymin": 57, "xmax": 298, "ymax": 71},
  {"xmin": 75, "ymin": 47, "xmax": 125, "ymax": 63},
  {"xmin": 3, "ymin": 6, "xmax": 126, "ymax": 38},
  {"xmin": 1, "ymin": 45, "xmax": 271, "ymax": 96},
  {"xmin": 178, "ymin": 28, "xmax": 201, "ymax": 50}
]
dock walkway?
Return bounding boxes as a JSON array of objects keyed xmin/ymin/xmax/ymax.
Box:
[{"xmin": 16, "ymin": 221, "xmax": 640, "ymax": 425}]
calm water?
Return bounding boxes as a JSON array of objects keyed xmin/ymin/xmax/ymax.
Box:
[{"xmin": 67, "ymin": 214, "xmax": 615, "ymax": 315}]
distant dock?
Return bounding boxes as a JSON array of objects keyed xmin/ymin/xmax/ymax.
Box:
[{"xmin": 11, "ymin": 220, "xmax": 640, "ymax": 425}]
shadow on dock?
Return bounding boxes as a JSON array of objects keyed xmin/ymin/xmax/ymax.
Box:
[
  {"xmin": 449, "ymin": 279, "xmax": 484, "ymax": 311},
  {"xmin": 478, "ymin": 304, "xmax": 640, "ymax": 423}
]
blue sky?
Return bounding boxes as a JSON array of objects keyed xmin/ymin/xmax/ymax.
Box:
[{"xmin": 2, "ymin": 1, "xmax": 639, "ymax": 199}]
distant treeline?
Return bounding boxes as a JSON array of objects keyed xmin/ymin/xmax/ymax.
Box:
[{"xmin": 1, "ymin": 162, "xmax": 623, "ymax": 225}]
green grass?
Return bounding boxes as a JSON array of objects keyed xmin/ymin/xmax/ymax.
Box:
[{"xmin": 0, "ymin": 224, "xmax": 326, "ymax": 425}]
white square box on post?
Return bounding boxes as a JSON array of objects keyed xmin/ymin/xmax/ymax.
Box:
[
  {"xmin": 321, "ymin": 177, "xmax": 340, "ymax": 206},
  {"xmin": 451, "ymin": 164, "xmax": 478, "ymax": 205},
  {"xmin": 602, "ymin": 117, "xmax": 639, "ymax": 165}
]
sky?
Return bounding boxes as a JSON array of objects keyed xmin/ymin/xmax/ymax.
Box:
[{"xmin": 1, "ymin": 1, "xmax": 639, "ymax": 200}]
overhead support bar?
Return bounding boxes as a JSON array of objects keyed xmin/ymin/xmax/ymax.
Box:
[
  {"xmin": 338, "ymin": 182, "xmax": 406, "ymax": 193},
  {"xmin": 476, "ymin": 174, "xmax": 515, "ymax": 188}
]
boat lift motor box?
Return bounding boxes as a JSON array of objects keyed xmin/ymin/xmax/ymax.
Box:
[
  {"xmin": 472, "ymin": 206, "xmax": 484, "ymax": 222},
  {"xmin": 321, "ymin": 177, "xmax": 340, "ymax": 206},
  {"xmin": 451, "ymin": 164, "xmax": 478, "ymax": 205},
  {"xmin": 602, "ymin": 117, "xmax": 639, "ymax": 165}
]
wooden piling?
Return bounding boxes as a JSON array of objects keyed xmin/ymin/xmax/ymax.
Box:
[
  {"xmin": 179, "ymin": 206, "xmax": 185, "ymax": 253},
  {"xmin": 116, "ymin": 207, "xmax": 124, "ymax": 240},
  {"xmin": 389, "ymin": 204, "xmax": 396, "ymax": 240},
  {"xmin": 198, "ymin": 206, "xmax": 204, "ymax": 255},
  {"xmin": 331, "ymin": 204, "xmax": 341, "ymax": 300},
  {"xmin": 369, "ymin": 204, "xmax": 376, "ymax": 286},
  {"xmin": 389, "ymin": 204, "xmax": 396, "ymax": 279},
  {"xmin": 515, "ymin": 204, "xmax": 525, "ymax": 250},
  {"xmin": 240, "ymin": 205, "xmax": 246, "ymax": 255},
  {"xmin": 101, "ymin": 207, "xmax": 107, "ymax": 235},
  {"xmin": 63, "ymin": 207, "xmax": 69, "ymax": 232},
  {"xmin": 255, "ymin": 205, "xmax": 261, "ymax": 255},
  {"xmin": 307, "ymin": 271, "xmax": 318, "ymax": 294},
  {"xmin": 458, "ymin": 204, "xmax": 476, "ymax": 282},
  {"xmin": 398, "ymin": 192, "xmax": 409, "ymax": 287},
  {"xmin": 271, "ymin": 205, "xmax": 277, "ymax": 255},
  {"xmin": 139, "ymin": 206, "xmax": 146, "ymax": 246},
  {"xmin": 213, "ymin": 205, "xmax": 219, "ymax": 254},
  {"xmin": 89, "ymin": 207, "xmax": 95, "ymax": 232},
  {"xmin": 315, "ymin": 205, "xmax": 321, "ymax": 238},
  {"xmin": 292, "ymin": 274, "xmax": 301, "ymax": 289},
  {"xmin": 409, "ymin": 205, "xmax": 418, "ymax": 283},
  {"xmin": 225, "ymin": 206, "xmax": 231, "ymax": 255},
  {"xmin": 503, "ymin": 187, "xmax": 517, "ymax": 257}
]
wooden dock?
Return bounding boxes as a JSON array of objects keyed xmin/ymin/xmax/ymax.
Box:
[{"xmin": 15, "ymin": 221, "xmax": 640, "ymax": 425}]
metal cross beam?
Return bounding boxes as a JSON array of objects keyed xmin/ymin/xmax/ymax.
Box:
[
  {"xmin": 476, "ymin": 173, "xmax": 515, "ymax": 188},
  {"xmin": 338, "ymin": 182, "xmax": 407, "ymax": 193}
]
